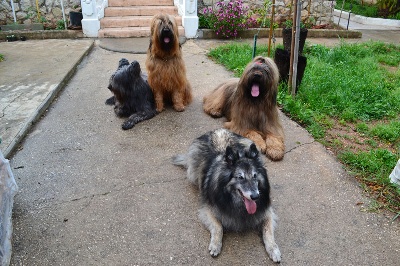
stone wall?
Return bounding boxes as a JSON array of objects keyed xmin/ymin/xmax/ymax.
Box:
[
  {"xmin": 199, "ymin": 0, "xmax": 336, "ymax": 26},
  {"xmin": 1, "ymin": 0, "xmax": 336, "ymax": 28},
  {"xmin": 0, "ymin": 0, "xmax": 81, "ymax": 28}
]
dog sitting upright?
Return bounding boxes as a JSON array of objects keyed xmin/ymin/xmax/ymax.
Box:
[
  {"xmin": 145, "ymin": 13, "xmax": 193, "ymax": 112},
  {"xmin": 106, "ymin": 58, "xmax": 157, "ymax": 130}
]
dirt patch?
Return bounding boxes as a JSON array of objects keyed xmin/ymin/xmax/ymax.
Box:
[{"xmin": 324, "ymin": 119, "xmax": 397, "ymax": 155}]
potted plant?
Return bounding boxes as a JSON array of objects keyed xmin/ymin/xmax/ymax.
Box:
[
  {"xmin": 282, "ymin": 19, "xmax": 308, "ymax": 54},
  {"xmin": 68, "ymin": 5, "xmax": 83, "ymax": 30}
]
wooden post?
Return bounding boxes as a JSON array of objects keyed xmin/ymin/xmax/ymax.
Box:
[
  {"xmin": 288, "ymin": 0, "xmax": 298, "ymax": 93},
  {"xmin": 291, "ymin": 0, "xmax": 302, "ymax": 97},
  {"xmin": 268, "ymin": 0, "xmax": 276, "ymax": 57}
]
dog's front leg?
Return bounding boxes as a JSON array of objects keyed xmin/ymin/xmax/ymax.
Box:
[
  {"xmin": 265, "ymin": 133, "xmax": 285, "ymax": 161},
  {"xmin": 153, "ymin": 91, "xmax": 165, "ymax": 113},
  {"xmin": 244, "ymin": 130, "xmax": 267, "ymax": 153},
  {"xmin": 122, "ymin": 111, "xmax": 156, "ymax": 130},
  {"xmin": 199, "ymin": 207, "xmax": 223, "ymax": 257},
  {"xmin": 172, "ymin": 90, "xmax": 185, "ymax": 112},
  {"xmin": 262, "ymin": 208, "xmax": 281, "ymax": 263}
]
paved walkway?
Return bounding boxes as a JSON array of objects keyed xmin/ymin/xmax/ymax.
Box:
[{"xmin": 1, "ymin": 25, "xmax": 399, "ymax": 265}]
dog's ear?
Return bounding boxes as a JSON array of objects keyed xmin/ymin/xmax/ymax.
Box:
[
  {"xmin": 247, "ymin": 144, "xmax": 259, "ymax": 159},
  {"xmin": 225, "ymin": 146, "xmax": 237, "ymax": 165}
]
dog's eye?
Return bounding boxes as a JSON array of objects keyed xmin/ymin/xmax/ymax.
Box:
[
  {"xmin": 238, "ymin": 174, "xmax": 244, "ymax": 180},
  {"xmin": 253, "ymin": 173, "xmax": 257, "ymax": 179}
]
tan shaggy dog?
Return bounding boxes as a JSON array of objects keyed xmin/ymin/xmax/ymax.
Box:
[
  {"xmin": 145, "ymin": 13, "xmax": 192, "ymax": 113},
  {"xmin": 203, "ymin": 56, "xmax": 285, "ymax": 161}
]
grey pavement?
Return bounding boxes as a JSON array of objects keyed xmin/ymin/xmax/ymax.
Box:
[{"xmin": 1, "ymin": 26, "xmax": 399, "ymax": 265}]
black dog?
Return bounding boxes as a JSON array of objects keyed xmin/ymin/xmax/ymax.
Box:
[{"xmin": 106, "ymin": 59, "xmax": 156, "ymax": 130}]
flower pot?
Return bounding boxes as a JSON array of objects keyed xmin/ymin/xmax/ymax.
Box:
[
  {"xmin": 6, "ymin": 35, "xmax": 17, "ymax": 42},
  {"xmin": 274, "ymin": 48, "xmax": 307, "ymax": 93},
  {"xmin": 69, "ymin": 11, "xmax": 83, "ymax": 30},
  {"xmin": 282, "ymin": 28, "xmax": 308, "ymax": 54}
]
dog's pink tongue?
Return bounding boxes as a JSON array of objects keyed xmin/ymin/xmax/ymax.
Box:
[
  {"xmin": 251, "ymin": 84, "xmax": 260, "ymax": 97},
  {"xmin": 164, "ymin": 37, "xmax": 170, "ymax": 43},
  {"xmin": 244, "ymin": 197, "xmax": 257, "ymax": 214}
]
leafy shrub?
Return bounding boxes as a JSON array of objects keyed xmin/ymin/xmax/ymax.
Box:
[
  {"xmin": 377, "ymin": 0, "xmax": 400, "ymax": 18},
  {"xmin": 199, "ymin": 0, "xmax": 257, "ymax": 38}
]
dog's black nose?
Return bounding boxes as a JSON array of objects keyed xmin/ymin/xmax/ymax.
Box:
[
  {"xmin": 162, "ymin": 28, "xmax": 171, "ymax": 32},
  {"xmin": 250, "ymin": 193, "xmax": 260, "ymax": 200}
]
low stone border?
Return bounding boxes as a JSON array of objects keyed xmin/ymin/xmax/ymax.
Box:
[
  {"xmin": 197, "ymin": 28, "xmax": 362, "ymax": 39},
  {"xmin": 0, "ymin": 28, "xmax": 362, "ymax": 41},
  {"xmin": 0, "ymin": 29, "xmax": 84, "ymax": 42}
]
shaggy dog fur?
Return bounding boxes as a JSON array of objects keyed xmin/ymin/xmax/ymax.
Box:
[
  {"xmin": 172, "ymin": 128, "xmax": 281, "ymax": 263},
  {"xmin": 106, "ymin": 58, "xmax": 156, "ymax": 130},
  {"xmin": 145, "ymin": 13, "xmax": 192, "ymax": 113},
  {"xmin": 203, "ymin": 56, "xmax": 285, "ymax": 161}
]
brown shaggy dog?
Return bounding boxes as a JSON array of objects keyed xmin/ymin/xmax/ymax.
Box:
[
  {"xmin": 145, "ymin": 13, "xmax": 192, "ymax": 113},
  {"xmin": 203, "ymin": 56, "xmax": 285, "ymax": 161}
]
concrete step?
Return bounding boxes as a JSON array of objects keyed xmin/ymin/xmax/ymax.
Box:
[
  {"xmin": 104, "ymin": 6, "xmax": 177, "ymax": 17},
  {"xmin": 108, "ymin": 0, "xmax": 173, "ymax": 7},
  {"xmin": 98, "ymin": 26, "xmax": 185, "ymax": 38},
  {"xmin": 101, "ymin": 16, "xmax": 182, "ymax": 28}
]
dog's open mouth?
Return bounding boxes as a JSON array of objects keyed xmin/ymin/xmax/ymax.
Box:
[
  {"xmin": 239, "ymin": 190, "xmax": 257, "ymax": 214},
  {"xmin": 251, "ymin": 83, "xmax": 260, "ymax": 97},
  {"xmin": 164, "ymin": 37, "xmax": 170, "ymax": 44}
]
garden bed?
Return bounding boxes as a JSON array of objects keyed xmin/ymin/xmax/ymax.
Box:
[{"xmin": 197, "ymin": 28, "xmax": 362, "ymax": 39}]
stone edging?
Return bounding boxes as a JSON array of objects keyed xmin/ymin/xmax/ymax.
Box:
[
  {"xmin": 197, "ymin": 28, "xmax": 362, "ymax": 39},
  {"xmin": 0, "ymin": 28, "xmax": 362, "ymax": 41},
  {"xmin": 0, "ymin": 30, "xmax": 85, "ymax": 41}
]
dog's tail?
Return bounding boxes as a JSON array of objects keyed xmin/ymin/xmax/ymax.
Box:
[{"xmin": 171, "ymin": 154, "xmax": 188, "ymax": 168}]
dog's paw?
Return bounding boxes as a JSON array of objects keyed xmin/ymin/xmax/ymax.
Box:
[
  {"xmin": 205, "ymin": 107, "xmax": 222, "ymax": 118},
  {"xmin": 122, "ymin": 120, "xmax": 135, "ymax": 130},
  {"xmin": 173, "ymin": 104, "xmax": 185, "ymax": 112},
  {"xmin": 265, "ymin": 136, "xmax": 285, "ymax": 161},
  {"xmin": 155, "ymin": 105, "xmax": 165, "ymax": 113},
  {"xmin": 266, "ymin": 244, "xmax": 281, "ymax": 263},
  {"xmin": 245, "ymin": 131, "xmax": 267, "ymax": 153},
  {"xmin": 208, "ymin": 242, "xmax": 222, "ymax": 257},
  {"xmin": 105, "ymin": 96, "xmax": 115, "ymax": 105},
  {"xmin": 265, "ymin": 149, "xmax": 284, "ymax": 161}
]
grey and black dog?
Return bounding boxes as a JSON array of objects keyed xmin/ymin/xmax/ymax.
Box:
[
  {"xmin": 172, "ymin": 128, "xmax": 281, "ymax": 263},
  {"xmin": 106, "ymin": 58, "xmax": 156, "ymax": 130}
]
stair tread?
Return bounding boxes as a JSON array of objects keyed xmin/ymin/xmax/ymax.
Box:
[
  {"xmin": 102, "ymin": 15, "xmax": 181, "ymax": 19},
  {"xmin": 108, "ymin": 0, "xmax": 174, "ymax": 7},
  {"xmin": 100, "ymin": 0, "xmax": 183, "ymax": 38},
  {"xmin": 98, "ymin": 26, "xmax": 185, "ymax": 38}
]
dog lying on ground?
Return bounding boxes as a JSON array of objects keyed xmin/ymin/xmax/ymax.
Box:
[
  {"xmin": 106, "ymin": 58, "xmax": 156, "ymax": 130},
  {"xmin": 203, "ymin": 56, "xmax": 285, "ymax": 161},
  {"xmin": 145, "ymin": 13, "xmax": 192, "ymax": 112},
  {"xmin": 172, "ymin": 128, "xmax": 281, "ymax": 263}
]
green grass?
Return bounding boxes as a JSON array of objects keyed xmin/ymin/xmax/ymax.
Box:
[
  {"xmin": 335, "ymin": 0, "xmax": 379, "ymax": 18},
  {"xmin": 207, "ymin": 41, "xmax": 400, "ymax": 216},
  {"xmin": 335, "ymin": 0, "xmax": 400, "ymax": 20},
  {"xmin": 0, "ymin": 54, "xmax": 4, "ymax": 62}
]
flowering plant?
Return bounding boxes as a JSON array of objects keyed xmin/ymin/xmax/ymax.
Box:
[{"xmin": 199, "ymin": 0, "xmax": 257, "ymax": 38}]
